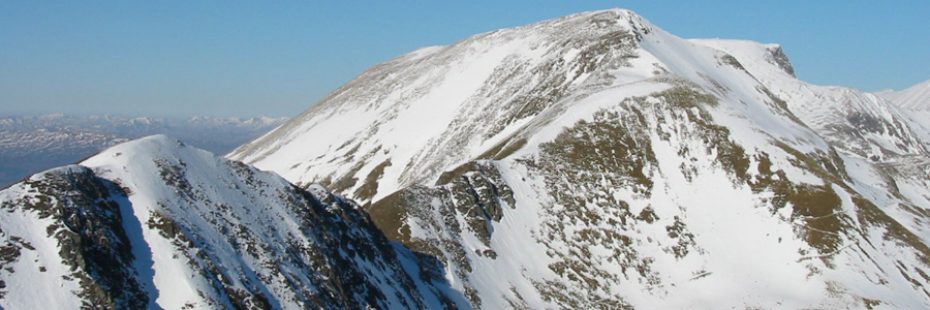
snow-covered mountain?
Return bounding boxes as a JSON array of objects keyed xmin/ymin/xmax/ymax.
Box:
[
  {"xmin": 231, "ymin": 9, "xmax": 930, "ymax": 308},
  {"xmin": 0, "ymin": 115, "xmax": 285, "ymax": 188},
  {"xmin": 876, "ymin": 79, "xmax": 930, "ymax": 151},
  {"xmin": 878, "ymin": 79, "xmax": 930, "ymax": 110},
  {"xmin": 0, "ymin": 135, "xmax": 465, "ymax": 309}
]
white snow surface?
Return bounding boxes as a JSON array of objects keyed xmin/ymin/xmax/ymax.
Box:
[
  {"xmin": 0, "ymin": 167, "xmax": 87, "ymax": 310},
  {"xmin": 875, "ymin": 79, "xmax": 930, "ymax": 150},
  {"xmin": 231, "ymin": 8, "xmax": 930, "ymax": 309},
  {"xmin": 879, "ymin": 79, "xmax": 930, "ymax": 110}
]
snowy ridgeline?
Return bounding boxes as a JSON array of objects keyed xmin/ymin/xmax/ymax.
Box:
[
  {"xmin": 231, "ymin": 8, "xmax": 930, "ymax": 309},
  {"xmin": 0, "ymin": 135, "xmax": 467, "ymax": 309},
  {"xmin": 876, "ymin": 80, "xmax": 930, "ymax": 150},
  {"xmin": 3, "ymin": 7, "xmax": 930, "ymax": 309},
  {"xmin": 0, "ymin": 115, "xmax": 285, "ymax": 188},
  {"xmin": 877, "ymin": 79, "xmax": 930, "ymax": 111}
]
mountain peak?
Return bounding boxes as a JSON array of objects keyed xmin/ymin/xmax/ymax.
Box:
[
  {"xmin": 117, "ymin": 133, "xmax": 177, "ymax": 145},
  {"xmin": 228, "ymin": 8, "xmax": 663, "ymax": 198},
  {"xmin": 541, "ymin": 7, "xmax": 653, "ymax": 36},
  {"xmin": 83, "ymin": 134, "xmax": 197, "ymax": 163},
  {"xmin": 878, "ymin": 79, "xmax": 930, "ymax": 110},
  {"xmin": 569, "ymin": 7, "xmax": 643, "ymax": 22}
]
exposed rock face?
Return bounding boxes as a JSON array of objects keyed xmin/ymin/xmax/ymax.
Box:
[
  {"xmin": 0, "ymin": 135, "xmax": 465, "ymax": 309},
  {"xmin": 767, "ymin": 45, "xmax": 795, "ymax": 77},
  {"xmin": 0, "ymin": 166, "xmax": 149, "ymax": 309},
  {"xmin": 232, "ymin": 8, "xmax": 930, "ymax": 309},
  {"xmin": 368, "ymin": 161, "xmax": 514, "ymax": 306}
]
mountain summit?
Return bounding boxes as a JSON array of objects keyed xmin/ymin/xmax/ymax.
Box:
[
  {"xmin": 229, "ymin": 9, "xmax": 659, "ymax": 203},
  {"xmin": 231, "ymin": 8, "xmax": 930, "ymax": 308}
]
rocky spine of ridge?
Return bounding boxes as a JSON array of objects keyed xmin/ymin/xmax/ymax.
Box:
[{"xmin": 0, "ymin": 135, "xmax": 466, "ymax": 309}]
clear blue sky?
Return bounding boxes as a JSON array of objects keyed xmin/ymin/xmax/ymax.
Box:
[{"xmin": 1, "ymin": 1, "xmax": 928, "ymax": 117}]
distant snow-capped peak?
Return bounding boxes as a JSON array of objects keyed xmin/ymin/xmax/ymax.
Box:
[{"xmin": 877, "ymin": 79, "xmax": 930, "ymax": 110}]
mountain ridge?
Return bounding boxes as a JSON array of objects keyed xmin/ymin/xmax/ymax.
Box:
[
  {"xmin": 0, "ymin": 134, "xmax": 467, "ymax": 309},
  {"xmin": 231, "ymin": 8, "xmax": 930, "ymax": 308},
  {"xmin": 875, "ymin": 79, "xmax": 930, "ymax": 151},
  {"xmin": 878, "ymin": 79, "xmax": 930, "ymax": 110}
]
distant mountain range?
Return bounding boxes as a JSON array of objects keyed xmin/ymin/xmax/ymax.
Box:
[{"xmin": 0, "ymin": 114, "xmax": 285, "ymax": 187}]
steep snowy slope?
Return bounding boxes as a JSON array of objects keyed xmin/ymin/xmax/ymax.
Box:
[
  {"xmin": 233, "ymin": 9, "xmax": 930, "ymax": 309},
  {"xmin": 875, "ymin": 79, "xmax": 930, "ymax": 151},
  {"xmin": 695, "ymin": 39, "xmax": 930, "ymax": 251},
  {"xmin": 692, "ymin": 39, "xmax": 928, "ymax": 161},
  {"xmin": 229, "ymin": 10, "xmax": 658, "ymax": 204},
  {"xmin": 0, "ymin": 135, "xmax": 465, "ymax": 309}
]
